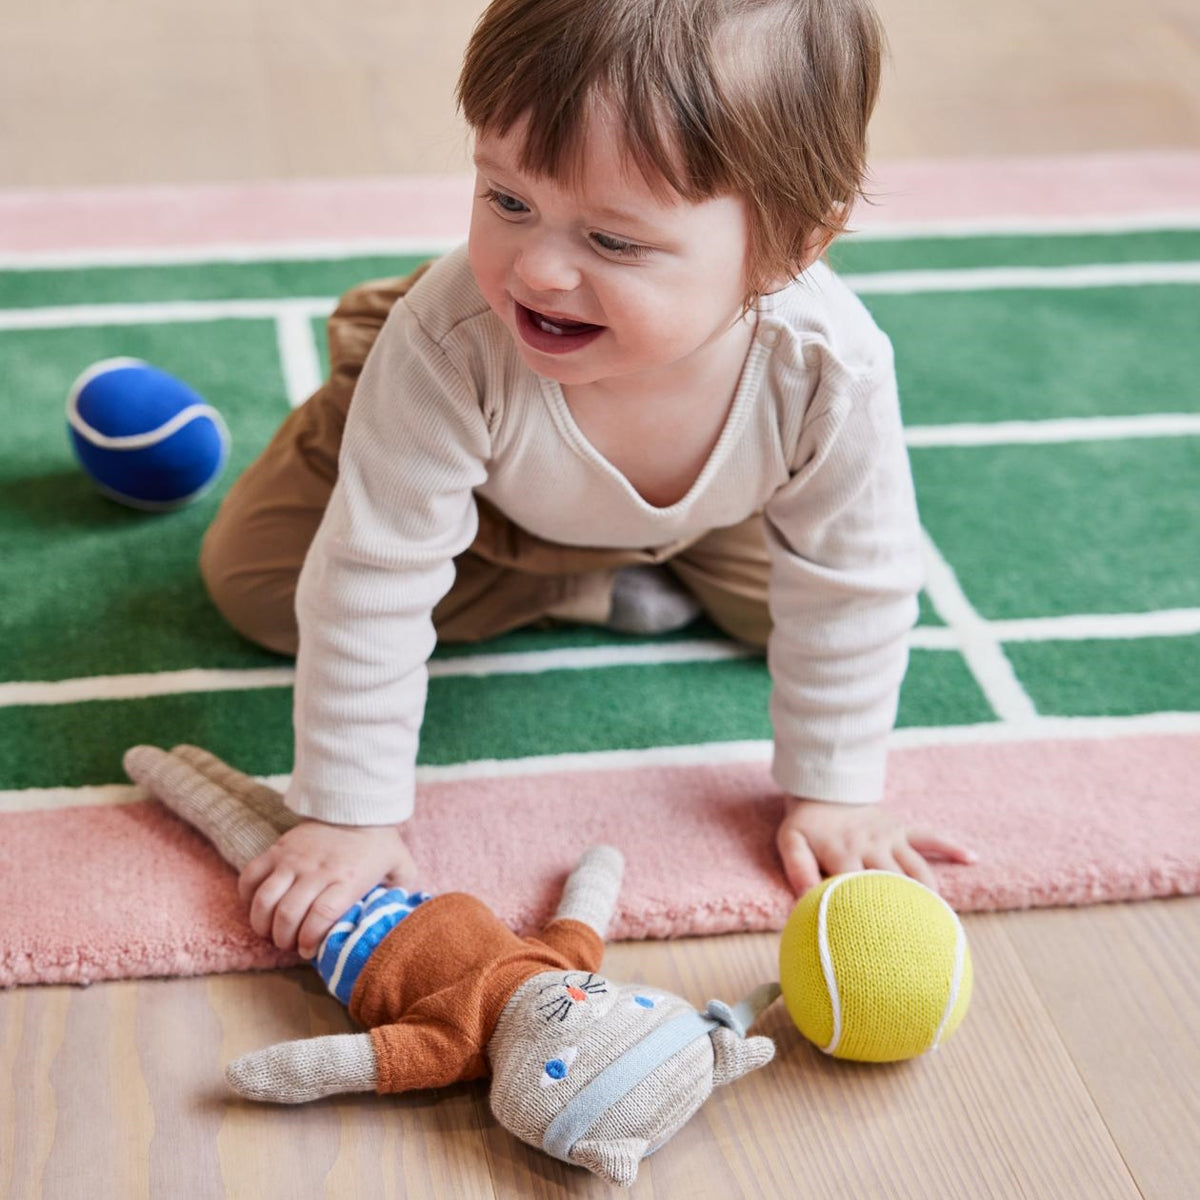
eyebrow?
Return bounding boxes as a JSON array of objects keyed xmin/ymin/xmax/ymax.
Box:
[
  {"xmin": 473, "ymin": 153, "xmax": 662, "ymax": 236},
  {"xmin": 472, "ymin": 153, "xmax": 510, "ymax": 177}
]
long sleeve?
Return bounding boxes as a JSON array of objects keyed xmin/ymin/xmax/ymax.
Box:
[
  {"xmin": 531, "ymin": 919, "xmax": 606, "ymax": 972},
  {"xmin": 764, "ymin": 333, "xmax": 923, "ymax": 804},
  {"xmin": 285, "ymin": 297, "xmax": 492, "ymax": 824},
  {"xmin": 369, "ymin": 1017, "xmax": 491, "ymax": 1093}
]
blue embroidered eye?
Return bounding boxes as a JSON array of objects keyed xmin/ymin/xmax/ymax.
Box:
[
  {"xmin": 634, "ymin": 995, "xmax": 656, "ymax": 1009},
  {"xmin": 539, "ymin": 1045, "xmax": 578, "ymax": 1087}
]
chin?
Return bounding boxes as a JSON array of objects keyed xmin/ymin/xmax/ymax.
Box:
[
  {"xmin": 509, "ymin": 344, "xmax": 594, "ymax": 386},
  {"xmin": 523, "ymin": 358, "xmax": 596, "ymax": 386}
]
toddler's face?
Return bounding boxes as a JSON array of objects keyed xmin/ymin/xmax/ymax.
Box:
[{"xmin": 468, "ymin": 108, "xmax": 756, "ymax": 394}]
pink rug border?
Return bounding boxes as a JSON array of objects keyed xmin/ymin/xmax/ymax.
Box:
[
  {"xmin": 2, "ymin": 151, "xmax": 1199, "ymax": 255},
  {"xmin": 3, "ymin": 731, "xmax": 1198, "ymax": 987}
]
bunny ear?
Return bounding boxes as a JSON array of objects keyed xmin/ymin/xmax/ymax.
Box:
[
  {"xmin": 571, "ymin": 1136, "xmax": 650, "ymax": 1187},
  {"xmin": 711, "ymin": 1030, "xmax": 776, "ymax": 1088},
  {"xmin": 169, "ymin": 743, "xmax": 300, "ymax": 831},
  {"xmin": 122, "ymin": 744, "xmax": 283, "ymax": 871}
]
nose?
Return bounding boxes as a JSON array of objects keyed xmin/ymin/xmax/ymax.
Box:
[
  {"xmin": 566, "ymin": 986, "xmax": 587, "ymax": 1003},
  {"xmin": 512, "ymin": 235, "xmax": 582, "ymax": 295}
]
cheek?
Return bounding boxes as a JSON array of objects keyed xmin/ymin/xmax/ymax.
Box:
[
  {"xmin": 605, "ymin": 262, "xmax": 728, "ymax": 337},
  {"xmin": 598, "ymin": 280, "xmax": 672, "ymax": 337},
  {"xmin": 467, "ymin": 221, "xmax": 507, "ymax": 297}
]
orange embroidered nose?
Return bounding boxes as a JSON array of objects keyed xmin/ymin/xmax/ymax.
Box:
[{"xmin": 567, "ymin": 986, "xmax": 587, "ymax": 1003}]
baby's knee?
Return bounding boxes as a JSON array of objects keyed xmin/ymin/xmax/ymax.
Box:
[
  {"xmin": 200, "ymin": 517, "xmax": 300, "ymax": 657},
  {"xmin": 705, "ymin": 600, "xmax": 771, "ymax": 650}
]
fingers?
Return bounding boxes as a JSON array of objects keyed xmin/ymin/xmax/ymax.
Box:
[
  {"xmin": 777, "ymin": 801, "xmax": 978, "ymax": 901},
  {"xmin": 893, "ymin": 844, "xmax": 940, "ymax": 892},
  {"xmin": 909, "ymin": 828, "xmax": 979, "ymax": 865},
  {"xmin": 776, "ymin": 825, "xmax": 822, "ymax": 895},
  {"xmin": 270, "ymin": 876, "xmax": 335, "ymax": 955},
  {"xmin": 246, "ymin": 866, "xmax": 295, "ymax": 942},
  {"xmin": 238, "ymin": 850, "xmax": 276, "ymax": 905},
  {"xmin": 238, "ymin": 858, "xmax": 355, "ymax": 956},
  {"xmin": 297, "ymin": 884, "xmax": 361, "ymax": 960}
]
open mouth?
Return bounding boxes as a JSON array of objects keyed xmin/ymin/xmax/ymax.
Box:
[{"xmin": 514, "ymin": 301, "xmax": 606, "ymax": 355}]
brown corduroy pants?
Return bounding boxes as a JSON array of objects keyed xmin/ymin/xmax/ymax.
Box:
[{"xmin": 199, "ymin": 264, "xmax": 772, "ymax": 657}]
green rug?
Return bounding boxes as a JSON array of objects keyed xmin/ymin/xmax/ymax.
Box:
[{"xmin": 1, "ymin": 230, "xmax": 1198, "ymax": 797}]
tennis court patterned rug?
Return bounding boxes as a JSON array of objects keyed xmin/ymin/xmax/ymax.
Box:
[{"xmin": 2, "ymin": 153, "xmax": 1199, "ymax": 987}]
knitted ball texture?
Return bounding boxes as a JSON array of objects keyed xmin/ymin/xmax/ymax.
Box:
[
  {"xmin": 779, "ymin": 870, "xmax": 973, "ymax": 1062},
  {"xmin": 67, "ymin": 358, "xmax": 230, "ymax": 510}
]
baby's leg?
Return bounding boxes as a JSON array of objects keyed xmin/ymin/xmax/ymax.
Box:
[
  {"xmin": 667, "ymin": 512, "xmax": 771, "ymax": 648},
  {"xmin": 169, "ymin": 743, "xmax": 300, "ymax": 831},
  {"xmin": 607, "ymin": 564, "xmax": 703, "ymax": 634},
  {"xmin": 123, "ymin": 744, "xmax": 288, "ymax": 871},
  {"xmin": 433, "ymin": 499, "xmax": 700, "ymax": 643},
  {"xmin": 200, "ymin": 267, "xmax": 430, "ymax": 655}
]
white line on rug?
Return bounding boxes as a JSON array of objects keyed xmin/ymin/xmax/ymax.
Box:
[
  {"xmin": 919, "ymin": 529, "xmax": 1038, "ymax": 724},
  {"xmin": 274, "ymin": 305, "xmax": 325, "ymax": 408},
  {"xmin": 4, "ymin": 712, "xmax": 1199, "ymax": 814},
  {"xmin": 904, "ymin": 414, "xmax": 1200, "ymax": 446},
  {"xmin": 4, "ymin": 612, "xmax": 1199, "ymax": 708},
  {"xmin": 843, "ymin": 261, "xmax": 1200, "ymax": 293}
]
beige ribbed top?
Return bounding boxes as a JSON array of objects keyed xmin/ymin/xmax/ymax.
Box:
[{"xmin": 285, "ymin": 245, "xmax": 923, "ymax": 824}]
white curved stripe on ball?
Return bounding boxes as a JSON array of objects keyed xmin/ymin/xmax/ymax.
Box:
[
  {"xmin": 67, "ymin": 398, "xmax": 230, "ymax": 451},
  {"xmin": 814, "ymin": 870, "xmax": 968, "ymax": 1057},
  {"xmin": 68, "ymin": 356, "xmax": 147, "ymax": 393},
  {"xmin": 815, "ymin": 873, "xmax": 854, "ymax": 1055},
  {"xmin": 66, "ymin": 356, "xmax": 231, "ymax": 451},
  {"xmin": 931, "ymin": 918, "xmax": 967, "ymax": 1052}
]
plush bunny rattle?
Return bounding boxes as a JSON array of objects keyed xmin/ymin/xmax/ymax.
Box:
[{"xmin": 124, "ymin": 744, "xmax": 779, "ymax": 1187}]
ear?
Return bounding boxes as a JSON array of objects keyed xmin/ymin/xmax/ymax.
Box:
[
  {"xmin": 710, "ymin": 1030, "xmax": 775, "ymax": 1087},
  {"xmin": 760, "ymin": 225, "xmax": 838, "ymax": 293},
  {"xmin": 123, "ymin": 744, "xmax": 283, "ymax": 871},
  {"xmin": 571, "ymin": 1136, "xmax": 650, "ymax": 1186}
]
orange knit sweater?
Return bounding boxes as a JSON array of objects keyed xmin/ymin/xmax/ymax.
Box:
[{"xmin": 347, "ymin": 892, "xmax": 604, "ymax": 1093}]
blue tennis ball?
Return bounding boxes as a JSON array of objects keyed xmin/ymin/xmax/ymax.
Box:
[{"xmin": 67, "ymin": 358, "xmax": 231, "ymax": 510}]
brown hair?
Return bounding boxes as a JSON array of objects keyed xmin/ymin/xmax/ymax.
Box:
[{"xmin": 457, "ymin": 0, "xmax": 884, "ymax": 306}]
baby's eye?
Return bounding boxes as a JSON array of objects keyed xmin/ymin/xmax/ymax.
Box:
[
  {"xmin": 481, "ymin": 187, "xmax": 528, "ymax": 215},
  {"xmin": 540, "ymin": 1046, "xmax": 578, "ymax": 1088},
  {"xmin": 590, "ymin": 231, "xmax": 651, "ymax": 259}
]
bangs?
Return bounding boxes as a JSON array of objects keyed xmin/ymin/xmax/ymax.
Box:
[{"xmin": 457, "ymin": 0, "xmax": 733, "ymax": 203}]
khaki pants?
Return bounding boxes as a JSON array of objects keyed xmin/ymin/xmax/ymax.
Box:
[{"xmin": 200, "ymin": 265, "xmax": 772, "ymax": 657}]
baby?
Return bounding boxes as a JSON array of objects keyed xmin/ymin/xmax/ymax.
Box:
[{"xmin": 200, "ymin": 0, "xmax": 975, "ymax": 960}]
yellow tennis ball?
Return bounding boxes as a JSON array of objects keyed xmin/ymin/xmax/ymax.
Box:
[{"xmin": 778, "ymin": 870, "xmax": 973, "ymax": 1062}]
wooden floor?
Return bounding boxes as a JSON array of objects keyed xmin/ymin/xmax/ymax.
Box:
[
  {"xmin": 4, "ymin": 1, "xmax": 1200, "ymax": 1197},
  {"xmin": 4, "ymin": 900, "xmax": 1200, "ymax": 1198}
]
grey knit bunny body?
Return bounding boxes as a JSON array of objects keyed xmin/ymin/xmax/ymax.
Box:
[{"xmin": 124, "ymin": 743, "xmax": 779, "ymax": 1187}]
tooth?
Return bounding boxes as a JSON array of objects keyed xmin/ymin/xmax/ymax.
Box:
[{"xmin": 537, "ymin": 317, "xmax": 565, "ymax": 335}]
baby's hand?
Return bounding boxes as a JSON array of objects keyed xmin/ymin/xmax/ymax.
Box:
[
  {"xmin": 776, "ymin": 797, "xmax": 976, "ymax": 895},
  {"xmin": 238, "ymin": 818, "xmax": 417, "ymax": 958}
]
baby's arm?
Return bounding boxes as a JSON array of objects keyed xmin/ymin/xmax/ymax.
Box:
[
  {"xmin": 239, "ymin": 819, "xmax": 417, "ymax": 958},
  {"xmin": 764, "ymin": 310, "xmax": 976, "ymax": 894},
  {"xmin": 283, "ymin": 263, "xmax": 490, "ymax": 873}
]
